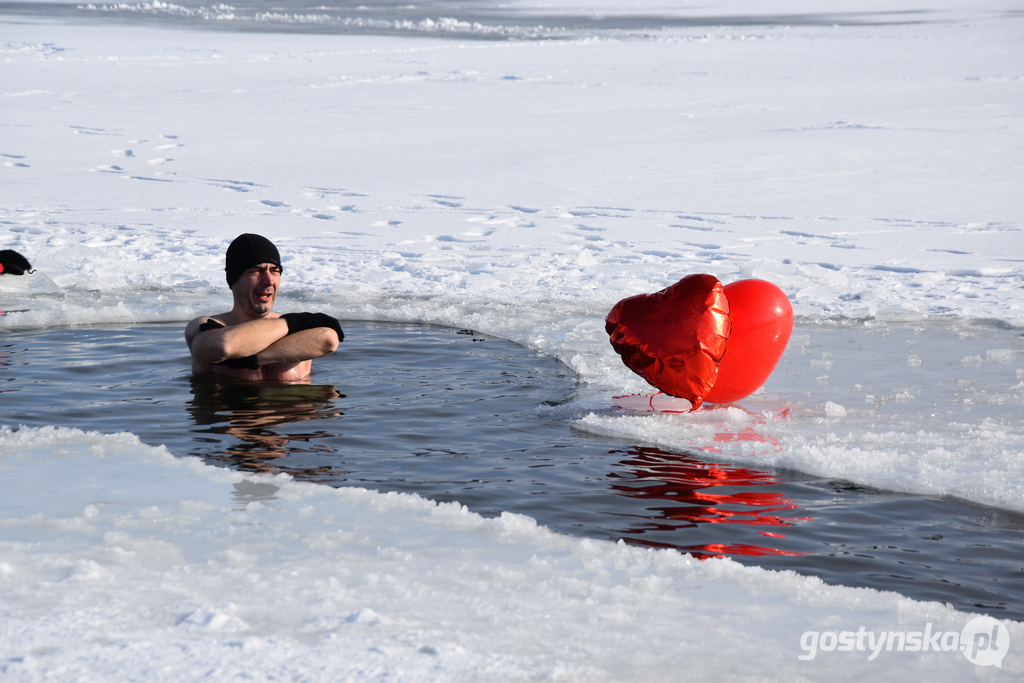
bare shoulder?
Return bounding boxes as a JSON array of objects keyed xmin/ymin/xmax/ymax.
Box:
[{"xmin": 184, "ymin": 313, "xmax": 230, "ymax": 345}]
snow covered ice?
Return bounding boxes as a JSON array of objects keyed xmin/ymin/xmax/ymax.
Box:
[
  {"xmin": 3, "ymin": 426, "xmax": 1020, "ymax": 680},
  {"xmin": 2, "ymin": 0, "xmax": 1023, "ymax": 679}
]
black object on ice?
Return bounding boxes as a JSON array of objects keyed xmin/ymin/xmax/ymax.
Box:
[{"xmin": 0, "ymin": 249, "xmax": 33, "ymax": 275}]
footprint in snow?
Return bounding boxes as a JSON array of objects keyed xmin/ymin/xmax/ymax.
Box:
[
  {"xmin": 426, "ymin": 194, "xmax": 464, "ymax": 208},
  {"xmin": 204, "ymin": 178, "xmax": 260, "ymax": 192},
  {"xmin": 68, "ymin": 125, "xmax": 120, "ymax": 136},
  {"xmin": 670, "ymin": 223, "xmax": 716, "ymax": 232},
  {"xmin": 2, "ymin": 153, "xmax": 29, "ymax": 168}
]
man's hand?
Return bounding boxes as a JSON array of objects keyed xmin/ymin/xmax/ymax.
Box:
[{"xmin": 281, "ymin": 312, "xmax": 344, "ymax": 342}]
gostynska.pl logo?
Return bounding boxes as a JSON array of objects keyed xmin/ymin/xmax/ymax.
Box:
[{"xmin": 798, "ymin": 616, "xmax": 1008, "ymax": 667}]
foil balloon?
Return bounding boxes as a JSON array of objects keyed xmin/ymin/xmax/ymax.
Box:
[
  {"xmin": 704, "ymin": 279, "xmax": 793, "ymax": 404},
  {"xmin": 606, "ymin": 275, "xmax": 792, "ymax": 409},
  {"xmin": 605, "ymin": 273, "xmax": 731, "ymax": 410}
]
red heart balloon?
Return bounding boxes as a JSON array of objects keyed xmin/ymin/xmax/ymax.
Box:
[
  {"xmin": 704, "ymin": 279, "xmax": 793, "ymax": 404},
  {"xmin": 605, "ymin": 274, "xmax": 731, "ymax": 410}
]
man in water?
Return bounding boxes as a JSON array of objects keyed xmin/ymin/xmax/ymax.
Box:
[{"xmin": 186, "ymin": 233, "xmax": 343, "ymax": 381}]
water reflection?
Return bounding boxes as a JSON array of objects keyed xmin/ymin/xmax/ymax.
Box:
[
  {"xmin": 608, "ymin": 446, "xmax": 812, "ymax": 559},
  {"xmin": 185, "ymin": 373, "xmax": 815, "ymax": 559},
  {"xmin": 186, "ymin": 375, "xmax": 346, "ymax": 480}
]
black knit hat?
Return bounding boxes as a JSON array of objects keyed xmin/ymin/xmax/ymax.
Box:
[{"xmin": 225, "ymin": 234, "xmax": 282, "ymax": 287}]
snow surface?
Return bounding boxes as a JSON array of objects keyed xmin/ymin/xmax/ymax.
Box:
[{"xmin": 2, "ymin": 1, "xmax": 1023, "ymax": 679}]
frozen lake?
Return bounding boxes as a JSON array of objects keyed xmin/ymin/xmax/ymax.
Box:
[{"xmin": 2, "ymin": 0, "xmax": 1022, "ymax": 678}]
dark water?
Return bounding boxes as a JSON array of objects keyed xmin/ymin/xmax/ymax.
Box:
[
  {"xmin": 0, "ymin": 0, "xmax": 941, "ymax": 41},
  {"xmin": 1, "ymin": 321, "xmax": 1022, "ymax": 621}
]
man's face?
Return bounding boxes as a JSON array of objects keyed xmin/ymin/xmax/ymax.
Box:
[{"xmin": 232, "ymin": 262, "xmax": 281, "ymax": 317}]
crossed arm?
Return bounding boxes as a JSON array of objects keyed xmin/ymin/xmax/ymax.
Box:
[{"xmin": 186, "ymin": 314, "xmax": 342, "ymax": 369}]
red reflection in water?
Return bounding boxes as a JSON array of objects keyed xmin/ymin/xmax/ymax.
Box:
[
  {"xmin": 608, "ymin": 446, "xmax": 812, "ymax": 559},
  {"xmin": 628, "ymin": 538, "xmax": 806, "ymax": 558}
]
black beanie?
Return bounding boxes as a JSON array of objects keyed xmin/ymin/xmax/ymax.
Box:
[{"xmin": 225, "ymin": 233, "xmax": 282, "ymax": 287}]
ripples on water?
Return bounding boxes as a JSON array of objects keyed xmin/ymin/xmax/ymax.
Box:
[
  {"xmin": 1, "ymin": 321, "xmax": 1022, "ymax": 620},
  {"xmin": 1, "ymin": 0, "xmax": 943, "ymax": 40}
]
